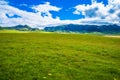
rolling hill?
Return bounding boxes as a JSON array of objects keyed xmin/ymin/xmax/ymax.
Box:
[
  {"xmin": 44, "ymin": 24, "xmax": 120, "ymax": 34},
  {"xmin": 0, "ymin": 25, "xmax": 39, "ymax": 31},
  {"xmin": 0, "ymin": 24, "xmax": 120, "ymax": 34}
]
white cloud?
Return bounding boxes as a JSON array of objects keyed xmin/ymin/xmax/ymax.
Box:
[
  {"xmin": 0, "ymin": 0, "xmax": 120, "ymax": 28},
  {"xmin": 32, "ymin": 2, "xmax": 61, "ymax": 13},
  {"xmin": 0, "ymin": 1, "xmax": 62, "ymax": 28},
  {"xmin": 0, "ymin": 0, "xmax": 8, "ymax": 5},
  {"xmin": 73, "ymin": 0, "xmax": 120, "ymax": 25}
]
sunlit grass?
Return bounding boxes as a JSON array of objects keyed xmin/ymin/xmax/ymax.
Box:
[
  {"xmin": 0, "ymin": 30, "xmax": 29, "ymax": 33},
  {"xmin": 0, "ymin": 33, "xmax": 120, "ymax": 80}
]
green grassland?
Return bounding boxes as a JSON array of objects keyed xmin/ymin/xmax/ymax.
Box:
[
  {"xmin": 0, "ymin": 30, "xmax": 31, "ymax": 33},
  {"xmin": 0, "ymin": 33, "xmax": 120, "ymax": 80}
]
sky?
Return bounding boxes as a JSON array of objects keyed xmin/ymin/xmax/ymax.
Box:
[{"xmin": 0, "ymin": 0, "xmax": 120, "ymax": 28}]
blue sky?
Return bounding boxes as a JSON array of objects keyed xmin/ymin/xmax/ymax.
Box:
[
  {"xmin": 0, "ymin": 0, "xmax": 120, "ymax": 28},
  {"xmin": 5, "ymin": 0, "xmax": 108, "ymax": 20}
]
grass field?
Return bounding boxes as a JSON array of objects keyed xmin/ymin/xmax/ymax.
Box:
[{"xmin": 0, "ymin": 33, "xmax": 120, "ymax": 80}]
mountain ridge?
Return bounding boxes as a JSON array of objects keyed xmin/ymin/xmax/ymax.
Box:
[
  {"xmin": 0, "ymin": 24, "xmax": 120, "ymax": 34},
  {"xmin": 0, "ymin": 25, "xmax": 39, "ymax": 31},
  {"xmin": 44, "ymin": 24, "xmax": 120, "ymax": 34}
]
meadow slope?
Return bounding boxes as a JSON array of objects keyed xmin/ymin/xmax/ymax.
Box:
[{"xmin": 0, "ymin": 33, "xmax": 120, "ymax": 80}]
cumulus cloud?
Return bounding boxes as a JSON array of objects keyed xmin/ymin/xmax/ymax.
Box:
[
  {"xmin": 0, "ymin": 0, "xmax": 8, "ymax": 5},
  {"xmin": 0, "ymin": 1, "xmax": 62, "ymax": 28},
  {"xmin": 73, "ymin": 0, "xmax": 120, "ymax": 25},
  {"xmin": 31, "ymin": 2, "xmax": 61, "ymax": 21},
  {"xmin": 32, "ymin": 2, "xmax": 60, "ymax": 13},
  {"xmin": 0, "ymin": 0, "xmax": 120, "ymax": 28}
]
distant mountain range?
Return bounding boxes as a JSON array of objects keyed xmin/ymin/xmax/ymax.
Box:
[
  {"xmin": 0, "ymin": 25, "xmax": 39, "ymax": 31},
  {"xmin": 44, "ymin": 24, "xmax": 120, "ymax": 34},
  {"xmin": 0, "ymin": 24, "xmax": 120, "ymax": 34}
]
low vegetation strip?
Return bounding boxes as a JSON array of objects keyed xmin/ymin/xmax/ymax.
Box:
[
  {"xmin": 104, "ymin": 35, "xmax": 120, "ymax": 38},
  {"xmin": 0, "ymin": 33, "xmax": 120, "ymax": 80}
]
